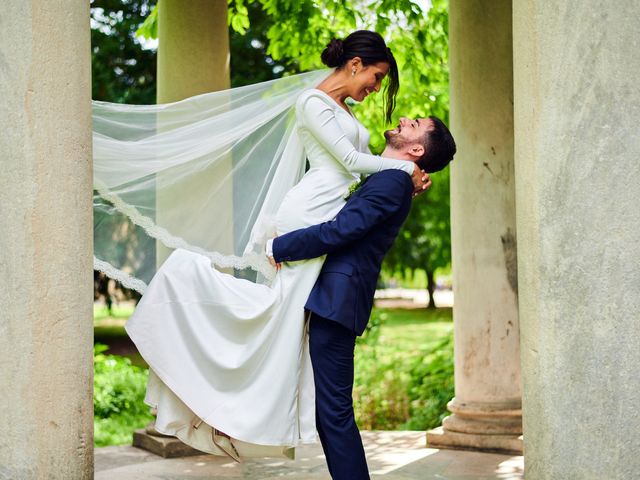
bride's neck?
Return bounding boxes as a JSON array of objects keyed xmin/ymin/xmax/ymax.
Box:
[{"xmin": 315, "ymin": 71, "xmax": 351, "ymax": 105}]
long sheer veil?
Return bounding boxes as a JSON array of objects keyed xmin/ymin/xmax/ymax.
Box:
[{"xmin": 93, "ymin": 70, "xmax": 329, "ymax": 294}]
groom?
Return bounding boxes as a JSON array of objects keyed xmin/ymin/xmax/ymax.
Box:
[{"xmin": 267, "ymin": 116, "xmax": 456, "ymax": 479}]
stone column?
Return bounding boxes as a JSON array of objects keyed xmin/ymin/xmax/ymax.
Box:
[
  {"xmin": 0, "ymin": 2, "xmax": 93, "ymax": 479},
  {"xmin": 155, "ymin": 0, "xmax": 232, "ymax": 264},
  {"xmin": 157, "ymin": 0, "xmax": 230, "ymax": 103},
  {"xmin": 137, "ymin": 0, "xmax": 232, "ymax": 456},
  {"xmin": 427, "ymin": 0, "xmax": 522, "ymax": 454},
  {"xmin": 514, "ymin": 1, "xmax": 640, "ymax": 478}
]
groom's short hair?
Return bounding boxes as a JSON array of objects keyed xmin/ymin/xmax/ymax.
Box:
[{"xmin": 418, "ymin": 116, "xmax": 456, "ymax": 173}]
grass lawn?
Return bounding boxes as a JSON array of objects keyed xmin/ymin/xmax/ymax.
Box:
[
  {"xmin": 373, "ymin": 307, "xmax": 453, "ymax": 354},
  {"xmin": 94, "ymin": 303, "xmax": 146, "ymax": 367},
  {"xmin": 94, "ymin": 304, "xmax": 452, "ymax": 339},
  {"xmin": 94, "ymin": 303, "xmax": 135, "ymax": 321},
  {"xmin": 94, "ymin": 303, "xmax": 133, "ymax": 340}
]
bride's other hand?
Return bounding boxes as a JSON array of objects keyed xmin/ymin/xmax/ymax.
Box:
[
  {"xmin": 411, "ymin": 165, "xmax": 431, "ymax": 197},
  {"xmin": 267, "ymin": 235, "xmax": 282, "ymax": 271}
]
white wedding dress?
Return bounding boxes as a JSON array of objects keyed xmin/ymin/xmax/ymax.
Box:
[{"xmin": 125, "ymin": 88, "xmax": 414, "ymax": 457}]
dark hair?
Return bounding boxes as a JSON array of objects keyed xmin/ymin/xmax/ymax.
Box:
[
  {"xmin": 321, "ymin": 30, "xmax": 399, "ymax": 124},
  {"xmin": 417, "ymin": 116, "xmax": 456, "ymax": 173}
]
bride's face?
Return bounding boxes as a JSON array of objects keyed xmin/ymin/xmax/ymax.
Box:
[{"xmin": 348, "ymin": 60, "xmax": 390, "ymax": 102}]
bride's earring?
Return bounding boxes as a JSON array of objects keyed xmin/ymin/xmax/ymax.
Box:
[{"xmin": 352, "ymin": 68, "xmax": 356, "ymax": 76}]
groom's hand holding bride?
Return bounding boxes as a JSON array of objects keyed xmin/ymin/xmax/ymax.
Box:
[
  {"xmin": 266, "ymin": 167, "xmax": 431, "ymax": 271},
  {"xmin": 268, "ymin": 255, "xmax": 282, "ymax": 271},
  {"xmin": 267, "ymin": 235, "xmax": 281, "ymax": 271}
]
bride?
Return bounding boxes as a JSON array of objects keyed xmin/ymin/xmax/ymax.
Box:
[{"xmin": 103, "ymin": 30, "xmax": 427, "ymax": 460}]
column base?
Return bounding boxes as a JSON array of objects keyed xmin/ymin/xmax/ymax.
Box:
[
  {"xmin": 427, "ymin": 426, "xmax": 523, "ymax": 455},
  {"xmin": 427, "ymin": 398, "xmax": 523, "ymax": 454},
  {"xmin": 132, "ymin": 423, "xmax": 206, "ymax": 458}
]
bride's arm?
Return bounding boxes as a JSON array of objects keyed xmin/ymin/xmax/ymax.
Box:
[{"xmin": 298, "ymin": 93, "xmax": 415, "ymax": 175}]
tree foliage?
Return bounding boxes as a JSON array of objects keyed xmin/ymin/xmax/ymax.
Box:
[
  {"xmin": 91, "ymin": 0, "xmax": 157, "ymax": 104},
  {"xmin": 227, "ymin": 2, "xmax": 298, "ymax": 86},
  {"xmin": 99, "ymin": 0, "xmax": 294, "ymax": 95}
]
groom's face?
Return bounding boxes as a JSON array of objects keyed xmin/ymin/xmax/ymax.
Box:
[{"xmin": 384, "ymin": 117, "xmax": 432, "ymax": 150}]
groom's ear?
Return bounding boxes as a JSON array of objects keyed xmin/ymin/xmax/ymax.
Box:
[{"xmin": 408, "ymin": 143, "xmax": 425, "ymax": 159}]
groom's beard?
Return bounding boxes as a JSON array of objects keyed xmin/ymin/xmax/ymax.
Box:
[{"xmin": 383, "ymin": 129, "xmax": 409, "ymax": 150}]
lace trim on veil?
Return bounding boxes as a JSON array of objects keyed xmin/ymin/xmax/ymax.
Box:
[
  {"xmin": 93, "ymin": 256, "xmax": 150, "ymax": 294},
  {"xmin": 94, "ymin": 181, "xmax": 276, "ymax": 295}
]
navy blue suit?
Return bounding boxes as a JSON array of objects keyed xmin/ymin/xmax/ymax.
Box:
[{"xmin": 273, "ymin": 169, "xmax": 414, "ymax": 479}]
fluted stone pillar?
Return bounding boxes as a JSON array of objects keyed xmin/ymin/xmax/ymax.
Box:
[
  {"xmin": 138, "ymin": 0, "xmax": 232, "ymax": 456},
  {"xmin": 427, "ymin": 0, "xmax": 522, "ymax": 454},
  {"xmin": 0, "ymin": 2, "xmax": 93, "ymax": 478},
  {"xmin": 514, "ymin": 1, "xmax": 640, "ymax": 478}
]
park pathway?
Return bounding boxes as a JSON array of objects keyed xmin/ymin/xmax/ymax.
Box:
[{"xmin": 95, "ymin": 431, "xmax": 523, "ymax": 479}]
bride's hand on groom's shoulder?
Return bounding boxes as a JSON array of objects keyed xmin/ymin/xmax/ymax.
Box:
[{"xmin": 411, "ymin": 165, "xmax": 432, "ymax": 198}]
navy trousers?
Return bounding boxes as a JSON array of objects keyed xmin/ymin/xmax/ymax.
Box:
[{"xmin": 308, "ymin": 313, "xmax": 370, "ymax": 480}]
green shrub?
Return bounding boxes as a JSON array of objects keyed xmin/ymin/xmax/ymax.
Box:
[
  {"xmin": 354, "ymin": 311, "xmax": 409, "ymax": 429},
  {"xmin": 354, "ymin": 310, "xmax": 454, "ymax": 431},
  {"xmin": 401, "ymin": 334, "xmax": 454, "ymax": 430},
  {"xmin": 94, "ymin": 344, "xmax": 154, "ymax": 446},
  {"xmin": 354, "ymin": 352, "xmax": 411, "ymax": 430}
]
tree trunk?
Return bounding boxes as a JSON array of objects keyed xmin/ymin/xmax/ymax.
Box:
[{"xmin": 427, "ymin": 269, "xmax": 437, "ymax": 309}]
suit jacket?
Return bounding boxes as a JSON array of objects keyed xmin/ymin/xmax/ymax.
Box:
[{"xmin": 273, "ymin": 169, "xmax": 413, "ymax": 335}]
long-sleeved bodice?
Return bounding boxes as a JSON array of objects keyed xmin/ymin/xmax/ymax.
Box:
[
  {"xmin": 296, "ymin": 89, "xmax": 414, "ymax": 176},
  {"xmin": 275, "ymin": 89, "xmax": 414, "ymax": 235}
]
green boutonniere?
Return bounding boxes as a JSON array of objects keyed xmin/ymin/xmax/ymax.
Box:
[{"xmin": 344, "ymin": 175, "xmax": 367, "ymax": 201}]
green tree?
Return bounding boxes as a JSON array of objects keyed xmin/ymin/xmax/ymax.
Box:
[
  {"xmin": 228, "ymin": 2, "xmax": 298, "ymax": 86},
  {"xmin": 91, "ymin": 0, "xmax": 157, "ymax": 104}
]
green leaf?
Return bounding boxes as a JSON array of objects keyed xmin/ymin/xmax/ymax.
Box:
[{"xmin": 135, "ymin": 3, "xmax": 158, "ymax": 40}]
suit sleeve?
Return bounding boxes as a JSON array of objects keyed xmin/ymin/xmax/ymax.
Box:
[
  {"xmin": 298, "ymin": 93, "xmax": 415, "ymax": 175},
  {"xmin": 273, "ymin": 171, "xmax": 412, "ymax": 262}
]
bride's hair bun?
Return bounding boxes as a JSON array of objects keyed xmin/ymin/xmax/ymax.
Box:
[{"xmin": 321, "ymin": 38, "xmax": 345, "ymax": 68}]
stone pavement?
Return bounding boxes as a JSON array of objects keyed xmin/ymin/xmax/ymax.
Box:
[{"xmin": 95, "ymin": 431, "xmax": 524, "ymax": 479}]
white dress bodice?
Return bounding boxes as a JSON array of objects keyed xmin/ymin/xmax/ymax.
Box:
[{"xmin": 276, "ymin": 89, "xmax": 413, "ymax": 235}]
